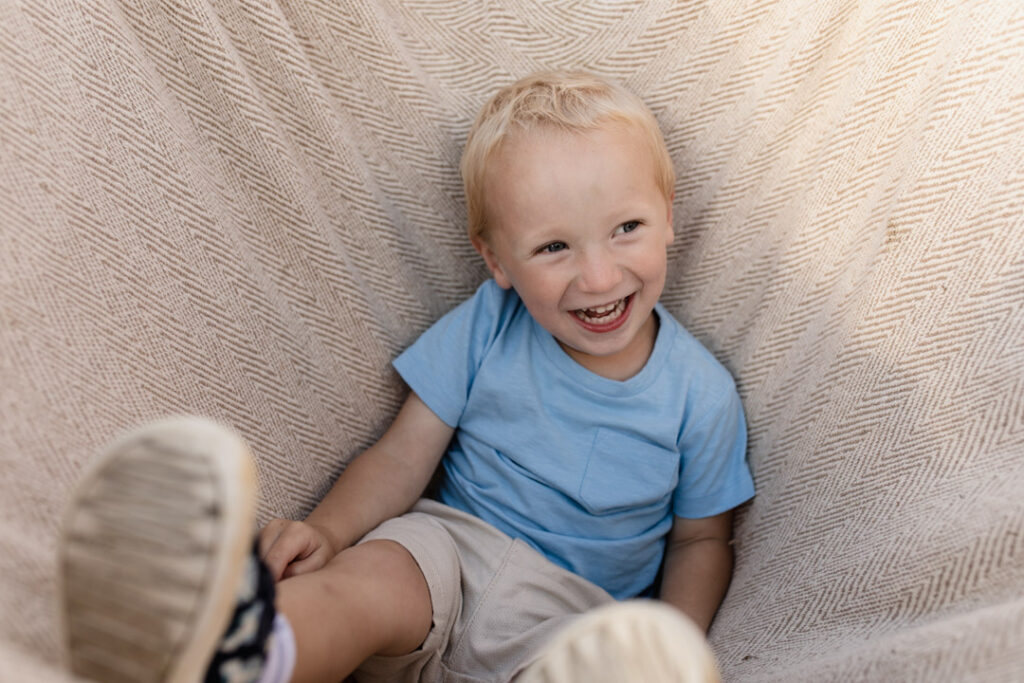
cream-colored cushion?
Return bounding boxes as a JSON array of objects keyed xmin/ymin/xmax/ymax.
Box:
[{"xmin": 2, "ymin": 1, "xmax": 1022, "ymax": 680}]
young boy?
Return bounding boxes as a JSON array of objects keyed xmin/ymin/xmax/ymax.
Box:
[{"xmin": 60, "ymin": 71, "xmax": 754, "ymax": 683}]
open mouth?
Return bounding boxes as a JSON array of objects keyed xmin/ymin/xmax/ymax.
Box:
[{"xmin": 572, "ymin": 294, "xmax": 633, "ymax": 331}]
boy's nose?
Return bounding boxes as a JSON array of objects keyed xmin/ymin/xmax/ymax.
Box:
[{"xmin": 576, "ymin": 248, "xmax": 622, "ymax": 294}]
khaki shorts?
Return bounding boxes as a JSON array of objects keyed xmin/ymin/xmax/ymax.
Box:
[{"xmin": 353, "ymin": 499, "xmax": 614, "ymax": 683}]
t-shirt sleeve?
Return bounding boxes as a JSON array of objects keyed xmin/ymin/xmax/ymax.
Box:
[
  {"xmin": 392, "ymin": 280, "xmax": 508, "ymax": 428},
  {"xmin": 673, "ymin": 386, "xmax": 755, "ymax": 518}
]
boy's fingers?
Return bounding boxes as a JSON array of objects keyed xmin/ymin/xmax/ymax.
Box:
[
  {"xmin": 261, "ymin": 521, "xmax": 311, "ymax": 581},
  {"xmin": 264, "ymin": 544, "xmax": 300, "ymax": 581},
  {"xmin": 281, "ymin": 547, "xmax": 332, "ymax": 579}
]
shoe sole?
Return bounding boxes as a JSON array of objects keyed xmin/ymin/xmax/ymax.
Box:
[
  {"xmin": 517, "ymin": 600, "xmax": 721, "ymax": 683},
  {"xmin": 58, "ymin": 416, "xmax": 257, "ymax": 683}
]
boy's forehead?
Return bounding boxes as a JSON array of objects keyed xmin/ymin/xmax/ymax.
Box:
[{"xmin": 481, "ymin": 122, "xmax": 664, "ymax": 237}]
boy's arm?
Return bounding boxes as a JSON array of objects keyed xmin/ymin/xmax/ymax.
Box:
[
  {"xmin": 262, "ymin": 391, "xmax": 453, "ymax": 578},
  {"xmin": 304, "ymin": 390, "xmax": 453, "ymax": 549},
  {"xmin": 658, "ymin": 510, "xmax": 735, "ymax": 633}
]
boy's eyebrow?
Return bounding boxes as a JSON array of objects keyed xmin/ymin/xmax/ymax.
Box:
[
  {"xmin": 516, "ymin": 209, "xmax": 653, "ymax": 247},
  {"xmin": 507, "ymin": 218, "xmax": 563, "ymax": 244}
]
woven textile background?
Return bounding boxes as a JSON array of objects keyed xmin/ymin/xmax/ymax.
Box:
[{"xmin": 2, "ymin": 1, "xmax": 1022, "ymax": 681}]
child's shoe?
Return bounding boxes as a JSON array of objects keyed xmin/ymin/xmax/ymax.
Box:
[
  {"xmin": 58, "ymin": 416, "xmax": 276, "ymax": 683},
  {"xmin": 516, "ymin": 600, "xmax": 720, "ymax": 683}
]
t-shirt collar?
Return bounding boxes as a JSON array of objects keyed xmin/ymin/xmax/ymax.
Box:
[{"xmin": 529, "ymin": 301, "xmax": 676, "ymax": 397}]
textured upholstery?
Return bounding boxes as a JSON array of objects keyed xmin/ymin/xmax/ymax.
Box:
[{"xmin": 2, "ymin": 1, "xmax": 1022, "ymax": 680}]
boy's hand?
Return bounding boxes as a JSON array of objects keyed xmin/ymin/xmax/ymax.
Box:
[
  {"xmin": 254, "ymin": 391, "xmax": 452, "ymax": 583},
  {"xmin": 258, "ymin": 518, "xmax": 339, "ymax": 581}
]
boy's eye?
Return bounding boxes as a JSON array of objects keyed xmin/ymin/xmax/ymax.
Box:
[
  {"xmin": 616, "ymin": 220, "xmax": 640, "ymax": 235},
  {"xmin": 538, "ymin": 241, "xmax": 568, "ymax": 254}
]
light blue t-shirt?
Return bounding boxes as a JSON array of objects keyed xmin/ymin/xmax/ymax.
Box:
[{"xmin": 393, "ymin": 280, "xmax": 754, "ymax": 599}]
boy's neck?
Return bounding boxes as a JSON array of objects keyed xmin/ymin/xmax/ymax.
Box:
[{"xmin": 558, "ymin": 310, "xmax": 660, "ymax": 382}]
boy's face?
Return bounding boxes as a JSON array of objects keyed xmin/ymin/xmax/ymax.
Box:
[{"xmin": 473, "ymin": 122, "xmax": 674, "ymax": 377}]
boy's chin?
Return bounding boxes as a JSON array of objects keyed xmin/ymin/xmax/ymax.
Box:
[{"xmin": 555, "ymin": 333, "xmax": 632, "ymax": 360}]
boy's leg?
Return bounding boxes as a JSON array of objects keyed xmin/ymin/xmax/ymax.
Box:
[
  {"xmin": 59, "ymin": 416, "xmax": 432, "ymax": 683},
  {"xmin": 275, "ymin": 539, "xmax": 432, "ymax": 683}
]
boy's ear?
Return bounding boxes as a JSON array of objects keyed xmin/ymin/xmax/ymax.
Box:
[{"xmin": 471, "ymin": 235, "xmax": 513, "ymax": 290}]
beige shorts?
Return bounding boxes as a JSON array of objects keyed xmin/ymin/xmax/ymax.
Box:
[{"xmin": 353, "ymin": 499, "xmax": 614, "ymax": 683}]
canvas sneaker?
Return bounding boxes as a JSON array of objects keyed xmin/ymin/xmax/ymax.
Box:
[
  {"xmin": 516, "ymin": 600, "xmax": 721, "ymax": 683},
  {"xmin": 58, "ymin": 416, "xmax": 266, "ymax": 683}
]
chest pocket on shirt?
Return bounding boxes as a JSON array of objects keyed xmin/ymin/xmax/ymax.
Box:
[{"xmin": 578, "ymin": 428, "xmax": 679, "ymax": 515}]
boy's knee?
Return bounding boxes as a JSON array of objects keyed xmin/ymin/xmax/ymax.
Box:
[
  {"xmin": 322, "ymin": 540, "xmax": 433, "ymax": 653},
  {"xmin": 330, "ymin": 540, "xmax": 426, "ymax": 587}
]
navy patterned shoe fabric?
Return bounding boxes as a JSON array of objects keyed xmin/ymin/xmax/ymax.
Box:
[{"xmin": 204, "ymin": 541, "xmax": 278, "ymax": 683}]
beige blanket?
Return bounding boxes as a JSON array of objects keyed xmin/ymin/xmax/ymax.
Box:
[{"xmin": 2, "ymin": 1, "xmax": 1022, "ymax": 680}]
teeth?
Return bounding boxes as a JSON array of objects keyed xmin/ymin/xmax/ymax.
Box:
[{"xmin": 574, "ymin": 297, "xmax": 627, "ymax": 324}]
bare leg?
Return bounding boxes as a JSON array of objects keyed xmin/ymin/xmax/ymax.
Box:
[
  {"xmin": 276, "ymin": 539, "xmax": 433, "ymax": 683},
  {"xmin": 59, "ymin": 417, "xmax": 431, "ymax": 683}
]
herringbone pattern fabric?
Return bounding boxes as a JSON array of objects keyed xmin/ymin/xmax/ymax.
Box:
[{"xmin": 2, "ymin": 1, "xmax": 1021, "ymax": 680}]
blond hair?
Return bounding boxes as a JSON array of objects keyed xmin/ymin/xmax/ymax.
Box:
[{"xmin": 460, "ymin": 70, "xmax": 675, "ymax": 241}]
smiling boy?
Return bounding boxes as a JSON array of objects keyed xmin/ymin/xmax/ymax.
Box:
[
  {"xmin": 60, "ymin": 71, "xmax": 754, "ymax": 683},
  {"xmin": 472, "ymin": 122, "xmax": 672, "ymax": 381}
]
